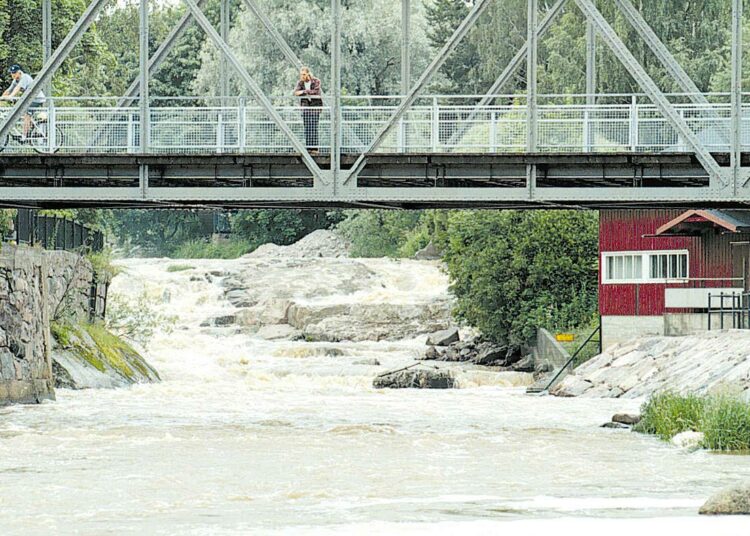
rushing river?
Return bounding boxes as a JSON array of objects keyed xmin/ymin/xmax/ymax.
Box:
[{"xmin": 2, "ymin": 252, "xmax": 750, "ymax": 535}]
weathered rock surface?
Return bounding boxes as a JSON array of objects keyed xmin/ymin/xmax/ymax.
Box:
[
  {"xmin": 612, "ymin": 413, "xmax": 641, "ymax": 425},
  {"xmin": 551, "ymin": 331, "xmax": 750, "ymax": 398},
  {"xmin": 221, "ymin": 253, "xmax": 453, "ymax": 343},
  {"xmin": 672, "ymin": 431, "xmax": 705, "ymax": 451},
  {"xmin": 353, "ymin": 358, "xmax": 381, "ymax": 366},
  {"xmin": 426, "ymin": 328, "xmax": 459, "ymax": 346},
  {"xmin": 255, "ymin": 324, "xmax": 302, "ymax": 341},
  {"xmin": 601, "ymin": 422, "xmax": 630, "ymax": 429},
  {"xmin": 699, "ymin": 483, "xmax": 750, "ymax": 515},
  {"xmin": 51, "ymin": 323, "xmax": 160, "ymax": 390},
  {"xmin": 422, "ymin": 334, "xmax": 526, "ymax": 369},
  {"xmin": 373, "ymin": 364, "xmax": 455, "ymax": 389},
  {"xmin": 413, "ymin": 242, "xmax": 442, "ymax": 260},
  {"xmin": 245, "ymin": 230, "xmax": 350, "ymax": 259}
]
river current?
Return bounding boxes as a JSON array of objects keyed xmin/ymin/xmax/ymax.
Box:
[{"xmin": 1, "ymin": 255, "xmax": 750, "ymax": 535}]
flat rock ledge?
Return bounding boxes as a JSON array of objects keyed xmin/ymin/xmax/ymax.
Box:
[
  {"xmin": 551, "ymin": 331, "xmax": 750, "ymax": 398},
  {"xmin": 700, "ymin": 483, "xmax": 750, "ymax": 515},
  {"xmin": 373, "ymin": 364, "xmax": 455, "ymax": 389}
]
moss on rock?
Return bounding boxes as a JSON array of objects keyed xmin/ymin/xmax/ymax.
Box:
[{"xmin": 50, "ymin": 321, "xmax": 160, "ymax": 389}]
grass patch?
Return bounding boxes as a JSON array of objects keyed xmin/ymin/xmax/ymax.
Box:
[
  {"xmin": 634, "ymin": 391, "xmax": 750, "ymax": 451},
  {"xmin": 86, "ymin": 249, "xmax": 121, "ymax": 281},
  {"xmin": 171, "ymin": 238, "xmax": 252, "ymax": 259},
  {"xmin": 166, "ymin": 263, "xmax": 195, "ymax": 272},
  {"xmin": 633, "ymin": 391, "xmax": 706, "ymax": 440},
  {"xmin": 701, "ymin": 395, "xmax": 750, "ymax": 451}
]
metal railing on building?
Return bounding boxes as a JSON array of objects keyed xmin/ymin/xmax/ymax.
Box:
[
  {"xmin": 707, "ymin": 291, "xmax": 750, "ymax": 330},
  {"xmin": 14, "ymin": 209, "xmax": 104, "ymax": 253}
]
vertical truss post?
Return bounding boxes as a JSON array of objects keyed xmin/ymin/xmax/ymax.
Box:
[
  {"xmin": 585, "ymin": 20, "xmax": 596, "ymax": 151},
  {"xmin": 140, "ymin": 0, "xmax": 149, "ymax": 198},
  {"xmin": 331, "ymin": 0, "xmax": 342, "ymax": 190},
  {"xmin": 732, "ymin": 0, "xmax": 743, "ymax": 192},
  {"xmin": 182, "ymin": 0, "xmax": 325, "ymax": 184},
  {"xmin": 42, "ymin": 0, "xmax": 52, "ymax": 97},
  {"xmin": 220, "ymin": 0, "xmax": 230, "ymax": 100},
  {"xmin": 345, "ymin": 0, "xmax": 492, "ymax": 183},
  {"xmin": 527, "ymin": 0, "xmax": 538, "ymax": 199},
  {"xmin": 586, "ymin": 21, "xmax": 596, "ymax": 101},
  {"xmin": 140, "ymin": 0, "xmax": 149, "ymax": 155},
  {"xmin": 573, "ymin": 0, "xmax": 726, "ymax": 187},
  {"xmin": 401, "ymin": 0, "xmax": 411, "ymax": 95},
  {"xmin": 0, "ymin": 0, "xmax": 110, "ymax": 142}
]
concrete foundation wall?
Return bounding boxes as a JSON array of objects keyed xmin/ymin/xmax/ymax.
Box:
[
  {"xmin": 664, "ymin": 313, "xmax": 745, "ymax": 336},
  {"xmin": 601, "ymin": 315, "xmax": 664, "ymax": 350}
]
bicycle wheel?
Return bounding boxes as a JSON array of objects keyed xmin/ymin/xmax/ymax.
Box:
[{"xmin": 31, "ymin": 122, "xmax": 63, "ymax": 154}]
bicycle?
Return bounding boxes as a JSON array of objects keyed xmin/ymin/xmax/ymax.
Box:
[{"xmin": 0, "ymin": 103, "xmax": 63, "ymax": 154}]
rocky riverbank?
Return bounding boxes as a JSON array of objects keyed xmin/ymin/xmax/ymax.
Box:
[{"xmin": 551, "ymin": 331, "xmax": 750, "ymax": 398}]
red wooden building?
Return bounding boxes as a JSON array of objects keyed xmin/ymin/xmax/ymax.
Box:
[{"xmin": 599, "ymin": 209, "xmax": 750, "ymax": 348}]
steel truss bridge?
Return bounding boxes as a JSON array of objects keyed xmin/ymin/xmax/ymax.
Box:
[{"xmin": 1, "ymin": 0, "xmax": 749, "ymax": 209}]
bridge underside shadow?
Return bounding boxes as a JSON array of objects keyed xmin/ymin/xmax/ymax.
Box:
[{"xmin": 0, "ymin": 152, "xmax": 745, "ymax": 210}]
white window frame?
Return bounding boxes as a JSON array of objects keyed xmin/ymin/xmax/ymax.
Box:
[{"xmin": 601, "ymin": 249, "xmax": 689, "ymax": 285}]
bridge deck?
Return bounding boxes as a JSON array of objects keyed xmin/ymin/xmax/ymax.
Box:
[{"xmin": 1, "ymin": 152, "xmax": 739, "ymax": 209}]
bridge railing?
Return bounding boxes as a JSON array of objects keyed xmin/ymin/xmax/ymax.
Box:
[{"xmin": 0, "ymin": 93, "xmax": 743, "ymax": 154}]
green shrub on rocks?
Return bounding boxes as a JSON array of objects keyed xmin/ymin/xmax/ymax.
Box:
[
  {"xmin": 634, "ymin": 392, "xmax": 706, "ymax": 440},
  {"xmin": 701, "ymin": 396, "xmax": 750, "ymax": 452},
  {"xmin": 635, "ymin": 392, "xmax": 750, "ymax": 452}
]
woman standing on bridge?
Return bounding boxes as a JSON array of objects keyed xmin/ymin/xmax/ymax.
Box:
[{"xmin": 294, "ymin": 67, "xmax": 323, "ymax": 155}]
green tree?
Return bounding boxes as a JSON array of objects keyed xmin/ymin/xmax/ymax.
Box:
[
  {"xmin": 231, "ymin": 209, "xmax": 341, "ymax": 250},
  {"xmin": 336, "ymin": 210, "xmax": 423, "ymax": 257},
  {"xmin": 442, "ymin": 210, "xmax": 598, "ymax": 349}
]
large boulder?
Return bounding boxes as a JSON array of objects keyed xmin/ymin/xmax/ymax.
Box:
[
  {"xmin": 373, "ymin": 364, "xmax": 455, "ymax": 389},
  {"xmin": 426, "ymin": 328, "xmax": 459, "ymax": 347},
  {"xmin": 699, "ymin": 483, "xmax": 750, "ymax": 515}
]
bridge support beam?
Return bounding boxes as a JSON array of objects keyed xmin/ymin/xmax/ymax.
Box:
[
  {"xmin": 42, "ymin": 0, "xmax": 52, "ymax": 98},
  {"xmin": 0, "ymin": 0, "xmax": 110, "ymax": 143},
  {"xmin": 732, "ymin": 0, "xmax": 745, "ymax": 193},
  {"xmin": 526, "ymin": 0, "xmax": 538, "ymax": 199},
  {"xmin": 331, "ymin": 0, "xmax": 342, "ymax": 192},
  {"xmin": 573, "ymin": 0, "xmax": 726, "ymax": 189},
  {"xmin": 182, "ymin": 0, "xmax": 327, "ymax": 187}
]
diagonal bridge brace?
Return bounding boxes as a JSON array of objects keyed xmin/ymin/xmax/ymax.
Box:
[
  {"xmin": 0, "ymin": 0, "xmax": 111, "ymax": 144},
  {"xmin": 182, "ymin": 0, "xmax": 327, "ymax": 186},
  {"xmin": 343, "ymin": 0, "xmax": 492, "ymax": 186},
  {"xmin": 446, "ymin": 0, "xmax": 568, "ymax": 148},
  {"xmin": 573, "ymin": 0, "xmax": 727, "ymax": 188}
]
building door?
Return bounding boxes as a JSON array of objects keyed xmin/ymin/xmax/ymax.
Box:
[{"xmin": 732, "ymin": 243, "xmax": 750, "ymax": 291}]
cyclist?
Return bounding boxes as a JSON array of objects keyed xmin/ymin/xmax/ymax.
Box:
[{"xmin": 1, "ymin": 64, "xmax": 46, "ymax": 140}]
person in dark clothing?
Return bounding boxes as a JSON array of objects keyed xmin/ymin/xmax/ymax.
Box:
[{"xmin": 293, "ymin": 67, "xmax": 323, "ymax": 155}]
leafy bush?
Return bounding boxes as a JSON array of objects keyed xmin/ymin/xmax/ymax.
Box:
[
  {"xmin": 335, "ymin": 210, "xmax": 423, "ymax": 257},
  {"xmin": 106, "ymin": 292, "xmax": 176, "ymax": 346},
  {"xmin": 171, "ymin": 238, "xmax": 252, "ymax": 259},
  {"xmin": 442, "ymin": 210, "xmax": 599, "ymax": 349},
  {"xmin": 634, "ymin": 392, "xmax": 706, "ymax": 440}
]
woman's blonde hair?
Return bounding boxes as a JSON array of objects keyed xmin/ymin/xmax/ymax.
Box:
[{"xmin": 300, "ymin": 66, "xmax": 313, "ymax": 78}]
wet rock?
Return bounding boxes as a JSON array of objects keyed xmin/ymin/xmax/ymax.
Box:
[
  {"xmin": 612, "ymin": 413, "xmax": 641, "ymax": 425},
  {"xmin": 353, "ymin": 358, "xmax": 381, "ymax": 366},
  {"xmin": 473, "ymin": 344, "xmax": 508, "ymax": 366},
  {"xmin": 601, "ymin": 422, "xmax": 630, "ymax": 429},
  {"xmin": 672, "ymin": 431, "xmax": 705, "ymax": 451},
  {"xmin": 423, "ymin": 346, "xmax": 440, "ymax": 360},
  {"xmin": 373, "ymin": 364, "xmax": 455, "ymax": 389},
  {"xmin": 255, "ymin": 324, "xmax": 302, "ymax": 341},
  {"xmin": 512, "ymin": 355, "xmax": 536, "ymax": 372},
  {"xmin": 200, "ymin": 315, "xmax": 236, "ymax": 327},
  {"xmin": 699, "ymin": 483, "xmax": 750, "ymax": 515},
  {"xmin": 413, "ymin": 241, "xmax": 442, "ymax": 260},
  {"xmin": 426, "ymin": 328, "xmax": 459, "ymax": 347},
  {"xmin": 550, "ymin": 376, "xmax": 594, "ymax": 397}
]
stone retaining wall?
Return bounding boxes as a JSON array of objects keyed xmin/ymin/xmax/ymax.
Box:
[{"xmin": 0, "ymin": 244, "xmax": 105, "ymax": 405}]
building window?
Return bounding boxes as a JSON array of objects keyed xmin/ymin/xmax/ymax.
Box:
[{"xmin": 603, "ymin": 250, "xmax": 688, "ymax": 284}]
